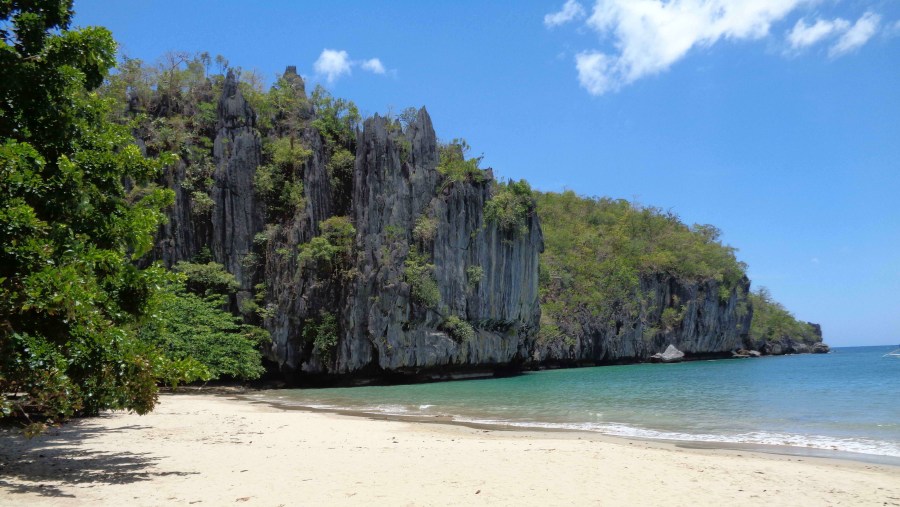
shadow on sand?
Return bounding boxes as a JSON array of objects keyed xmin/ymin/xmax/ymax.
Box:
[{"xmin": 0, "ymin": 417, "xmax": 196, "ymax": 498}]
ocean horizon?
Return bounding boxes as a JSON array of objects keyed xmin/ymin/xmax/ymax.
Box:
[{"xmin": 254, "ymin": 345, "xmax": 900, "ymax": 464}]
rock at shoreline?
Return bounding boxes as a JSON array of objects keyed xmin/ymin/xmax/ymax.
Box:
[
  {"xmin": 650, "ymin": 345, "xmax": 685, "ymax": 363},
  {"xmin": 812, "ymin": 343, "xmax": 830, "ymax": 354}
]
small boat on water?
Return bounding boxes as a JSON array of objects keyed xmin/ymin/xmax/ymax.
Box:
[{"xmin": 884, "ymin": 346, "xmax": 900, "ymax": 358}]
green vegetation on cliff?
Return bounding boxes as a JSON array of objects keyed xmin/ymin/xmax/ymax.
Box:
[
  {"xmin": 536, "ymin": 190, "xmax": 747, "ymax": 340},
  {"xmin": 486, "ymin": 179, "xmax": 536, "ymax": 237},
  {"xmin": 749, "ymin": 287, "xmax": 821, "ymax": 345}
]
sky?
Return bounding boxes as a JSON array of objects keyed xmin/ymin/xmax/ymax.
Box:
[{"xmin": 72, "ymin": 1, "xmax": 900, "ymax": 347}]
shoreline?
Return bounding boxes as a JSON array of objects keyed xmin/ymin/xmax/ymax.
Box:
[
  {"xmin": 2, "ymin": 393, "xmax": 898, "ymax": 506},
  {"xmin": 236, "ymin": 392, "xmax": 900, "ymax": 468}
]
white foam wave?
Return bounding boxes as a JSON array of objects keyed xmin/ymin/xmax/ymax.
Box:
[
  {"xmin": 256, "ymin": 395, "xmax": 900, "ymax": 459},
  {"xmin": 449, "ymin": 418, "xmax": 900, "ymax": 458}
]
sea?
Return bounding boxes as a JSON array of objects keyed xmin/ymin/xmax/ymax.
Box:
[{"xmin": 252, "ymin": 345, "xmax": 900, "ymax": 464}]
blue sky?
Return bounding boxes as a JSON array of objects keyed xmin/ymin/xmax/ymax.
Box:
[{"xmin": 73, "ymin": 1, "xmax": 900, "ymax": 346}]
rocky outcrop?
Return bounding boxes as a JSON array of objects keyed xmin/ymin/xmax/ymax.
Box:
[
  {"xmin": 335, "ymin": 111, "xmax": 542, "ymax": 376},
  {"xmin": 747, "ymin": 320, "xmax": 827, "ymax": 356},
  {"xmin": 650, "ymin": 344, "xmax": 685, "ymax": 363},
  {"xmin": 150, "ymin": 159, "xmax": 204, "ymax": 266},
  {"xmin": 141, "ymin": 68, "xmax": 825, "ymax": 382},
  {"xmin": 258, "ymin": 107, "xmax": 542, "ymax": 377},
  {"xmin": 534, "ymin": 274, "xmax": 753, "ymax": 364},
  {"xmin": 211, "ymin": 70, "xmax": 263, "ymax": 306}
]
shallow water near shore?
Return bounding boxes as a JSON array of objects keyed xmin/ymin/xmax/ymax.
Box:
[{"xmin": 254, "ymin": 345, "xmax": 900, "ymax": 463}]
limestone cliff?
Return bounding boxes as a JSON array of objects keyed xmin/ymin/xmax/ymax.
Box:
[
  {"xmin": 139, "ymin": 68, "xmax": 821, "ymax": 382},
  {"xmin": 535, "ymin": 275, "xmax": 753, "ymax": 364},
  {"xmin": 336, "ymin": 111, "xmax": 543, "ymax": 375},
  {"xmin": 260, "ymin": 107, "xmax": 542, "ymax": 377},
  {"xmin": 211, "ymin": 70, "xmax": 263, "ymax": 308}
]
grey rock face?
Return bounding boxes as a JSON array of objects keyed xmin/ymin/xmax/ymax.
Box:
[
  {"xmin": 150, "ymin": 160, "xmax": 203, "ymax": 266},
  {"xmin": 256, "ymin": 106, "xmax": 543, "ymax": 377},
  {"xmin": 535, "ymin": 275, "xmax": 753, "ymax": 364},
  {"xmin": 748, "ymin": 320, "xmax": 826, "ymax": 356},
  {"xmin": 812, "ymin": 343, "xmax": 830, "ymax": 353},
  {"xmin": 336, "ymin": 109, "xmax": 542, "ymax": 375},
  {"xmin": 211, "ymin": 71, "xmax": 263, "ymax": 305},
  {"xmin": 261, "ymin": 126, "xmax": 335, "ymax": 372}
]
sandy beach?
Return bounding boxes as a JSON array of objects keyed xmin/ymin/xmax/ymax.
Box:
[{"xmin": 1, "ymin": 393, "xmax": 898, "ymax": 506}]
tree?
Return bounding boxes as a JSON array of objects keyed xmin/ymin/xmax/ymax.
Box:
[
  {"xmin": 139, "ymin": 272, "xmax": 267, "ymax": 383},
  {"xmin": 1, "ymin": 1, "xmax": 177, "ymax": 432}
]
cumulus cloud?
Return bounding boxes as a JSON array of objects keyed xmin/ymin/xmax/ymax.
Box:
[
  {"xmin": 313, "ymin": 50, "xmax": 388, "ymax": 82},
  {"xmin": 545, "ymin": 0, "xmax": 586, "ymax": 27},
  {"xmin": 787, "ymin": 17, "xmax": 849, "ymax": 50},
  {"xmin": 575, "ymin": 0, "xmax": 809, "ymax": 95},
  {"xmin": 314, "ymin": 49, "xmax": 352, "ymax": 83},
  {"xmin": 575, "ymin": 51, "xmax": 615, "ymax": 95},
  {"xmin": 361, "ymin": 58, "xmax": 386, "ymax": 74},
  {"xmin": 572, "ymin": 0, "xmax": 811, "ymax": 95},
  {"xmin": 829, "ymin": 12, "xmax": 881, "ymax": 57}
]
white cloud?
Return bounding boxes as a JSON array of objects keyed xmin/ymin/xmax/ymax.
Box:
[
  {"xmin": 575, "ymin": 51, "xmax": 616, "ymax": 95},
  {"xmin": 545, "ymin": 0, "xmax": 586, "ymax": 28},
  {"xmin": 314, "ymin": 49, "xmax": 352, "ymax": 83},
  {"xmin": 787, "ymin": 17, "xmax": 849, "ymax": 50},
  {"xmin": 313, "ymin": 50, "xmax": 389, "ymax": 82},
  {"xmin": 361, "ymin": 58, "xmax": 386, "ymax": 74},
  {"xmin": 829, "ymin": 12, "xmax": 881, "ymax": 57},
  {"xmin": 574, "ymin": 0, "xmax": 812, "ymax": 95},
  {"xmin": 565, "ymin": 0, "xmax": 820, "ymax": 95}
]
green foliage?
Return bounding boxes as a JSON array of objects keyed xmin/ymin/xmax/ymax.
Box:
[
  {"xmin": 485, "ymin": 179, "xmax": 535, "ymax": 237},
  {"xmin": 139, "ymin": 282, "xmax": 266, "ymax": 381},
  {"xmin": 413, "ymin": 214, "xmax": 438, "ymax": 243},
  {"xmin": 256, "ymin": 137, "xmax": 310, "ymax": 217},
  {"xmin": 101, "ymin": 51, "xmax": 223, "ymax": 150},
  {"xmin": 466, "ymin": 265, "xmax": 484, "ymax": 288},
  {"xmin": 442, "ymin": 315, "xmax": 476, "ymax": 342},
  {"xmin": 303, "ymin": 312, "xmax": 339, "ymax": 362},
  {"xmin": 191, "ymin": 190, "xmax": 215, "ymax": 216},
  {"xmin": 310, "ymin": 85, "xmax": 360, "ymax": 152},
  {"xmin": 642, "ymin": 325, "xmax": 660, "ymax": 342},
  {"xmin": 0, "ymin": 2, "xmax": 193, "ymax": 429},
  {"xmin": 173, "ymin": 261, "xmax": 239, "ymax": 296},
  {"xmin": 404, "ymin": 251, "xmax": 440, "ymax": 308},
  {"xmin": 265, "ymin": 71, "xmax": 309, "ymax": 137},
  {"xmin": 385, "ymin": 224, "xmax": 405, "ymax": 243},
  {"xmin": 297, "ymin": 216, "xmax": 356, "ymax": 272},
  {"xmin": 661, "ymin": 306, "xmax": 685, "ymax": 332},
  {"xmin": 398, "ymin": 107, "xmax": 419, "ymax": 130},
  {"xmin": 397, "ymin": 137, "xmax": 412, "ymax": 164},
  {"xmin": 311, "ymin": 88, "xmax": 358, "ymax": 213},
  {"xmin": 536, "ymin": 191, "xmax": 747, "ymax": 341},
  {"xmin": 327, "ymin": 147, "xmax": 355, "ymax": 210},
  {"xmin": 749, "ymin": 287, "xmax": 821, "ymax": 345},
  {"xmin": 268, "ymin": 136, "xmax": 311, "ymax": 169},
  {"xmin": 437, "ymin": 139, "xmax": 486, "ymax": 185}
]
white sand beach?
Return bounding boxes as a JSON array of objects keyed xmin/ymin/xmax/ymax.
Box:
[{"xmin": 1, "ymin": 393, "xmax": 898, "ymax": 506}]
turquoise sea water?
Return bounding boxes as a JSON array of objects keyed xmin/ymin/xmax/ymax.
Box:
[{"xmin": 254, "ymin": 346, "xmax": 900, "ymax": 461}]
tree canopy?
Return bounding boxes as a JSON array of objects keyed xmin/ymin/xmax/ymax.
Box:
[
  {"xmin": 0, "ymin": 0, "xmax": 179, "ymax": 433},
  {"xmin": 536, "ymin": 190, "xmax": 748, "ymax": 337}
]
